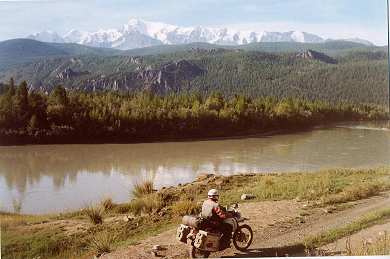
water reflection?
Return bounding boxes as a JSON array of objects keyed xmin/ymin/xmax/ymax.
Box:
[{"xmin": 0, "ymin": 126, "xmax": 389, "ymax": 214}]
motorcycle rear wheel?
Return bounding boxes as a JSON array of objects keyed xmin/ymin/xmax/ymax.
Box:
[
  {"xmin": 189, "ymin": 246, "xmax": 210, "ymax": 258},
  {"xmin": 233, "ymin": 224, "xmax": 253, "ymax": 252}
]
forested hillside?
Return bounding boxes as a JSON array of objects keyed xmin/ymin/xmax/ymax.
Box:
[
  {"xmin": 0, "ymin": 39, "xmax": 388, "ymax": 144},
  {"xmin": 0, "ymin": 46, "xmax": 387, "ymax": 105},
  {"xmin": 0, "ymin": 39, "xmax": 120, "ymax": 70}
]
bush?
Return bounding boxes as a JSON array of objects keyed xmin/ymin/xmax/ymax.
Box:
[{"xmin": 84, "ymin": 205, "xmax": 104, "ymax": 224}]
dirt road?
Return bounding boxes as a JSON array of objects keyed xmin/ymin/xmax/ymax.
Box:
[{"xmin": 103, "ymin": 193, "xmax": 390, "ymax": 258}]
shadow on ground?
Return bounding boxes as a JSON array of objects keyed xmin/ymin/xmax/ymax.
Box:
[{"xmin": 220, "ymin": 244, "xmax": 308, "ymax": 258}]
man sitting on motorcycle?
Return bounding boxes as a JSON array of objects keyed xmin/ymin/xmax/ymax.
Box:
[{"xmin": 201, "ymin": 189, "xmax": 233, "ymax": 249}]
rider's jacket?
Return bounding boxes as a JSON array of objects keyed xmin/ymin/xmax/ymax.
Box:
[{"xmin": 201, "ymin": 198, "xmax": 229, "ymax": 224}]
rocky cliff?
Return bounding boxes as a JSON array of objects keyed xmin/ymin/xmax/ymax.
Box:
[{"xmin": 80, "ymin": 60, "xmax": 204, "ymax": 93}]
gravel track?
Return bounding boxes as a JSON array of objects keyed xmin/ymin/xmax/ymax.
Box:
[{"xmin": 103, "ymin": 193, "xmax": 390, "ymax": 258}]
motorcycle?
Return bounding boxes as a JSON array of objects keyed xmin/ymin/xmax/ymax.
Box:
[{"xmin": 176, "ymin": 204, "xmax": 253, "ymax": 258}]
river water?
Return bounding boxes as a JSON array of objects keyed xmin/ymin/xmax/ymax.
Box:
[{"xmin": 1, "ymin": 123, "xmax": 389, "ymax": 214}]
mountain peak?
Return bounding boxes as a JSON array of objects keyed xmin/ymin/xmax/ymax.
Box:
[
  {"xmin": 26, "ymin": 18, "xmax": 374, "ymax": 50},
  {"xmin": 126, "ymin": 17, "xmax": 152, "ymax": 27}
]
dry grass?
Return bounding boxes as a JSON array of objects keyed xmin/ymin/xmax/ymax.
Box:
[
  {"xmin": 100, "ymin": 197, "xmax": 114, "ymax": 211},
  {"xmin": 304, "ymin": 208, "xmax": 390, "ymax": 249},
  {"xmin": 128, "ymin": 198, "xmax": 145, "ymax": 216},
  {"xmin": 220, "ymin": 168, "xmax": 390, "ymax": 205},
  {"xmin": 113, "ymin": 203, "xmax": 131, "ymax": 214},
  {"xmin": 89, "ymin": 231, "xmax": 116, "ymax": 256},
  {"xmin": 132, "ymin": 180, "xmax": 154, "ymax": 198},
  {"xmin": 347, "ymin": 231, "xmax": 390, "ymax": 255},
  {"xmin": 171, "ymin": 200, "xmax": 200, "ymax": 216},
  {"xmin": 321, "ymin": 183, "xmax": 384, "ymax": 205},
  {"xmin": 84, "ymin": 205, "xmax": 104, "ymax": 224},
  {"xmin": 0, "ymin": 212, "xmax": 51, "ymax": 231},
  {"xmin": 128, "ymin": 194, "xmax": 163, "ymax": 216}
]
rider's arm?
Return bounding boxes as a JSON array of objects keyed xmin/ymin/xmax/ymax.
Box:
[{"xmin": 213, "ymin": 206, "xmax": 231, "ymax": 219}]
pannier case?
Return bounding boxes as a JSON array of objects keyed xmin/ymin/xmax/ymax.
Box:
[
  {"xmin": 176, "ymin": 224, "xmax": 191, "ymax": 243},
  {"xmin": 194, "ymin": 230, "xmax": 221, "ymax": 252}
]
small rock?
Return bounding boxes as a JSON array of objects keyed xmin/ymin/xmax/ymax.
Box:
[
  {"xmin": 366, "ymin": 238, "xmax": 373, "ymax": 245},
  {"xmin": 153, "ymin": 245, "xmax": 162, "ymax": 251},
  {"xmin": 123, "ymin": 215, "xmax": 134, "ymax": 222},
  {"xmin": 322, "ymin": 206, "xmax": 336, "ymax": 214},
  {"xmin": 94, "ymin": 253, "xmax": 107, "ymax": 258},
  {"xmin": 241, "ymin": 194, "xmax": 256, "ymax": 200}
]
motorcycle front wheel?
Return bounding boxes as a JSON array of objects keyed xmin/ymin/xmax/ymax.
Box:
[
  {"xmin": 189, "ymin": 246, "xmax": 211, "ymax": 258},
  {"xmin": 233, "ymin": 224, "xmax": 253, "ymax": 252}
]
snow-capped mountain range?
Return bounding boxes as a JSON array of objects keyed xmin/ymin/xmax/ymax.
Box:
[{"xmin": 28, "ymin": 18, "xmax": 374, "ymax": 50}]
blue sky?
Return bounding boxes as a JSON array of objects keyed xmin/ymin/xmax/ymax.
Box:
[{"xmin": 0, "ymin": 0, "xmax": 388, "ymax": 45}]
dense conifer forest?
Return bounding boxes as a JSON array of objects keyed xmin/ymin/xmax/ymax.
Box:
[{"xmin": 0, "ymin": 79, "xmax": 386, "ymax": 145}]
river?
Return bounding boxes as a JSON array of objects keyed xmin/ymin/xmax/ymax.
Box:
[{"xmin": 1, "ymin": 123, "xmax": 389, "ymax": 214}]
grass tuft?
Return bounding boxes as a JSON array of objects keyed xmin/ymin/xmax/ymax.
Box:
[
  {"xmin": 89, "ymin": 231, "xmax": 115, "ymax": 256},
  {"xmin": 84, "ymin": 205, "xmax": 104, "ymax": 225},
  {"xmin": 128, "ymin": 194, "xmax": 163, "ymax": 216},
  {"xmin": 100, "ymin": 197, "xmax": 114, "ymax": 211},
  {"xmin": 132, "ymin": 180, "xmax": 154, "ymax": 198}
]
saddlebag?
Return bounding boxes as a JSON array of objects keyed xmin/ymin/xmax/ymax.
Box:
[
  {"xmin": 194, "ymin": 230, "xmax": 221, "ymax": 252},
  {"xmin": 176, "ymin": 224, "xmax": 191, "ymax": 243},
  {"xmin": 182, "ymin": 215, "xmax": 205, "ymax": 229}
]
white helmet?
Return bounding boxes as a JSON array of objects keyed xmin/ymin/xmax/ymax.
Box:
[{"xmin": 208, "ymin": 189, "xmax": 219, "ymax": 197}]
